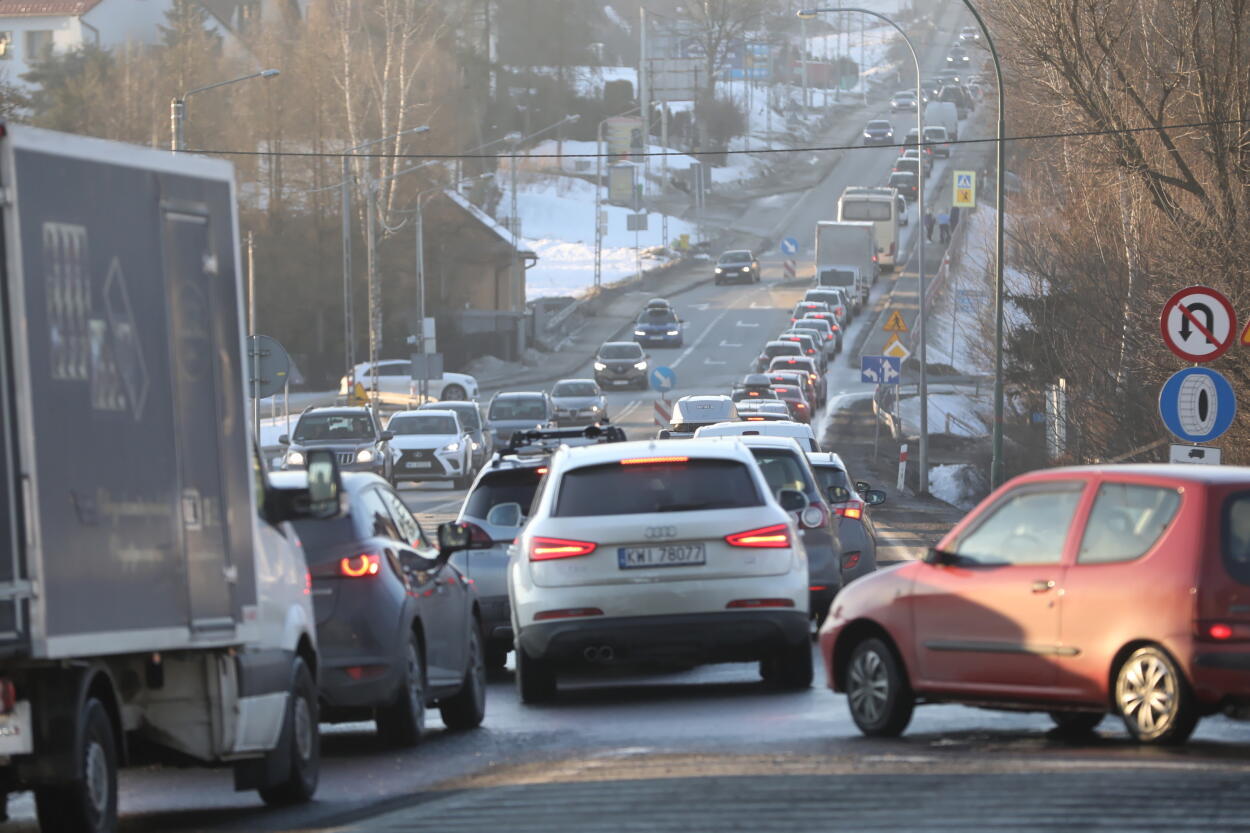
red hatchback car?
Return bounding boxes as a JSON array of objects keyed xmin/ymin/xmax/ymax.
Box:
[{"xmin": 820, "ymin": 465, "xmax": 1250, "ymax": 745}]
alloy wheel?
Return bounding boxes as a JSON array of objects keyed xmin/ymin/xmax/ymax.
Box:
[
  {"xmin": 848, "ymin": 647, "xmax": 889, "ymax": 725},
  {"xmin": 1117, "ymin": 652, "xmax": 1177, "ymax": 737}
]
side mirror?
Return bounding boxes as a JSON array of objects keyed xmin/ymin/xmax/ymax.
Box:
[
  {"xmin": 864, "ymin": 489, "xmax": 887, "ymax": 506},
  {"xmin": 380, "ymin": 430, "xmax": 394, "ymax": 441},
  {"xmin": 777, "ymin": 488, "xmax": 808, "ymax": 513},
  {"xmin": 926, "ymin": 547, "xmax": 956, "ymax": 565},
  {"xmin": 486, "ymin": 502, "xmax": 525, "ymax": 528},
  {"xmin": 278, "ymin": 434, "xmax": 290, "ymax": 445},
  {"xmin": 855, "ymin": 480, "xmax": 871, "ymax": 493},
  {"xmin": 437, "ymin": 521, "xmax": 473, "ymax": 554}
]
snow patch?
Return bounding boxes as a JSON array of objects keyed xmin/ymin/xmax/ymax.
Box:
[{"xmin": 929, "ymin": 464, "xmax": 988, "ymax": 511}]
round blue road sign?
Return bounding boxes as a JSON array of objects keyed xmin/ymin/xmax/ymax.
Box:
[
  {"xmin": 649, "ymin": 365, "xmax": 677, "ymax": 394},
  {"xmin": 1158, "ymin": 367, "xmax": 1236, "ymax": 443},
  {"xmin": 780, "ymin": 236, "xmax": 800, "ymax": 255}
]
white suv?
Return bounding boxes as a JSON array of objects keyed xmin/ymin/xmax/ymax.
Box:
[{"xmin": 506, "ymin": 438, "xmax": 812, "ymax": 702}]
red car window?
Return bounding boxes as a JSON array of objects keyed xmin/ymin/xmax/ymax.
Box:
[
  {"xmin": 951, "ymin": 483, "xmax": 1085, "ymax": 566},
  {"xmin": 1076, "ymin": 483, "xmax": 1181, "ymax": 565}
]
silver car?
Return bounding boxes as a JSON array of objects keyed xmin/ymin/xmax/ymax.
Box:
[{"xmin": 549, "ymin": 379, "xmax": 608, "ymax": 427}]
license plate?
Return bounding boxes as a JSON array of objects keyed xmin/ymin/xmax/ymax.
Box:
[
  {"xmin": 405, "ymin": 461, "xmax": 434, "ymax": 469},
  {"xmin": 618, "ymin": 543, "xmax": 706, "ymax": 569}
]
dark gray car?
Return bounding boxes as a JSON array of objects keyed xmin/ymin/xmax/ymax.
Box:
[
  {"xmin": 714, "ymin": 249, "xmax": 760, "ymax": 284},
  {"xmin": 594, "ymin": 341, "xmax": 649, "ymax": 389},
  {"xmin": 739, "ymin": 436, "xmax": 843, "ymax": 626},
  {"xmin": 486, "ymin": 392, "xmax": 554, "ymax": 446},
  {"xmin": 419, "ymin": 400, "xmax": 491, "ymax": 472},
  {"xmin": 274, "ymin": 471, "xmax": 486, "ymax": 745},
  {"xmin": 549, "ymin": 379, "xmax": 608, "ymax": 426},
  {"xmin": 280, "ymin": 407, "xmax": 394, "ymax": 482},
  {"xmin": 806, "ymin": 452, "xmax": 887, "ymax": 591}
]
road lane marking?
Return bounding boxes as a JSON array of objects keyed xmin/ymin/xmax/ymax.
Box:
[
  {"xmin": 718, "ymin": 340, "xmax": 743, "ymax": 348},
  {"xmin": 614, "ymin": 399, "xmax": 642, "ymax": 422},
  {"xmin": 735, "ymin": 320, "xmax": 760, "ymax": 328},
  {"xmin": 672, "ymin": 306, "xmax": 735, "ymax": 369},
  {"xmin": 704, "ymin": 359, "xmax": 727, "ymax": 365}
]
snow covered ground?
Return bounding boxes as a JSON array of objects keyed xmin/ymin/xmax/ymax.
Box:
[
  {"xmin": 928, "ymin": 463, "xmax": 988, "ymax": 510},
  {"xmin": 898, "ymin": 390, "xmax": 990, "ymax": 439}
]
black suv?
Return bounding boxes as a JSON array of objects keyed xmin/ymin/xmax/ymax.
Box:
[
  {"xmin": 280, "ymin": 407, "xmax": 394, "ymax": 482},
  {"xmin": 594, "ymin": 341, "xmax": 649, "ymax": 389},
  {"xmin": 714, "ymin": 250, "xmax": 760, "ymax": 284}
]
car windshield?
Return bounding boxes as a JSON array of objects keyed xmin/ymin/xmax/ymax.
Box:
[
  {"xmin": 638, "ymin": 309, "xmax": 678, "ymax": 324},
  {"xmin": 490, "ymin": 398, "xmax": 547, "ymax": 421},
  {"xmin": 867, "ymin": 121, "xmax": 890, "ymax": 130},
  {"xmin": 718, "ymin": 251, "xmax": 752, "ymax": 263},
  {"xmin": 389, "ymin": 415, "xmax": 457, "ymax": 435},
  {"xmin": 553, "ymin": 459, "xmax": 762, "ymax": 516},
  {"xmin": 463, "ymin": 467, "xmax": 546, "ymax": 522},
  {"xmin": 773, "ymin": 386, "xmax": 804, "ymax": 400},
  {"xmin": 552, "ymin": 382, "xmax": 599, "ymax": 397},
  {"xmin": 890, "ymin": 173, "xmax": 916, "ymax": 186},
  {"xmin": 292, "ymin": 413, "xmax": 374, "ymax": 442},
  {"xmin": 599, "ymin": 343, "xmax": 643, "ymax": 360},
  {"xmin": 819, "ymin": 268, "xmax": 856, "ymax": 286},
  {"xmin": 424, "ymin": 402, "xmax": 480, "ymax": 431},
  {"xmin": 811, "ymin": 464, "xmax": 855, "ymax": 503},
  {"xmin": 924, "ymin": 127, "xmax": 947, "ymax": 141},
  {"xmin": 747, "ymin": 448, "xmax": 819, "ymax": 502}
]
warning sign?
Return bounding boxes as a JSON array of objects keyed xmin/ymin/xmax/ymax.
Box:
[
  {"xmin": 1242, "ymin": 318, "xmax": 1250, "ymax": 345},
  {"xmin": 953, "ymin": 170, "xmax": 976, "ymax": 208},
  {"xmin": 883, "ymin": 309, "xmax": 909, "ymax": 332}
]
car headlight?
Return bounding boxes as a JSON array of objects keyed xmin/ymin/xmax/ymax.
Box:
[
  {"xmin": 356, "ymin": 448, "xmax": 375, "ymax": 463},
  {"xmin": 285, "ymin": 450, "xmax": 305, "ymax": 467},
  {"xmin": 471, "ymin": 441, "xmax": 481, "ymax": 450},
  {"xmin": 741, "ymin": 266, "xmax": 751, "ymax": 272},
  {"xmin": 666, "ymin": 330, "xmax": 679, "ymax": 336},
  {"xmin": 443, "ymin": 442, "xmax": 460, "ymax": 452},
  {"xmin": 594, "ymin": 361, "xmax": 607, "ymax": 371},
  {"xmin": 714, "ymin": 267, "xmax": 723, "ymax": 273},
  {"xmin": 886, "ymin": 130, "xmax": 894, "ymax": 137},
  {"xmin": 634, "ymin": 330, "xmax": 646, "ymax": 336},
  {"xmin": 633, "ymin": 361, "xmax": 647, "ymax": 370},
  {"xmin": 863, "ymin": 131, "xmax": 872, "ymax": 138}
]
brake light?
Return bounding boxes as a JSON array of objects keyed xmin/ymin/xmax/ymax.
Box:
[
  {"xmin": 530, "ymin": 537, "xmax": 597, "ymax": 560},
  {"xmin": 537, "ymin": 467, "xmax": 548, "ymax": 474},
  {"xmin": 726, "ymin": 598, "xmax": 795, "ymax": 608},
  {"xmin": 831, "ymin": 324, "xmax": 841, "ymax": 332},
  {"xmin": 746, "ymin": 416, "xmax": 766, "ymax": 421},
  {"xmin": 345, "ymin": 665, "xmax": 388, "ymax": 681},
  {"xmin": 1209, "ymin": 623, "xmax": 1233, "ymax": 640},
  {"xmin": 872, "ymin": 254, "xmax": 878, "ymax": 262},
  {"xmin": 809, "ymin": 585, "xmax": 828, "ymax": 592},
  {"xmin": 0, "ymin": 679, "xmax": 15, "ymax": 714},
  {"xmin": 534, "ymin": 607, "xmax": 604, "ymax": 621},
  {"xmin": 842, "ymin": 551, "xmax": 861, "ymax": 569},
  {"xmin": 796, "ymin": 402, "xmax": 809, "ymax": 410},
  {"xmin": 834, "ymin": 499, "xmax": 865, "ymax": 520},
  {"xmin": 340, "ymin": 554, "xmax": 381, "ymax": 577},
  {"xmin": 620, "ymin": 456, "xmax": 689, "ymax": 465},
  {"xmin": 725, "ymin": 523, "xmax": 791, "ymax": 548},
  {"xmin": 807, "ymin": 348, "xmax": 815, "ymax": 354}
]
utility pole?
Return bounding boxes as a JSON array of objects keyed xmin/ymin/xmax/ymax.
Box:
[
  {"xmin": 247, "ymin": 231, "xmax": 259, "ymax": 446},
  {"xmin": 366, "ymin": 182, "xmax": 380, "ymax": 419},
  {"xmin": 341, "ymin": 156, "xmax": 354, "ymax": 390}
]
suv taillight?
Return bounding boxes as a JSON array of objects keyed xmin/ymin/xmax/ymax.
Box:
[
  {"xmin": 725, "ymin": 524, "xmax": 791, "ymax": 548},
  {"xmin": 340, "ymin": 553, "xmax": 381, "ymax": 577},
  {"xmin": 833, "ymin": 499, "xmax": 865, "ymax": 521},
  {"xmin": 530, "ymin": 537, "xmax": 597, "ymax": 561}
]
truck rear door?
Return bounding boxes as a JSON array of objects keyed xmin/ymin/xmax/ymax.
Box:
[{"xmin": 0, "ymin": 219, "xmax": 24, "ymax": 652}]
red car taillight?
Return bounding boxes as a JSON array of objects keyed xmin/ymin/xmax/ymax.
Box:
[
  {"xmin": 842, "ymin": 551, "xmax": 861, "ymax": 570},
  {"xmin": 340, "ymin": 553, "xmax": 381, "ymax": 577},
  {"xmin": 530, "ymin": 537, "xmax": 597, "ymax": 561},
  {"xmin": 725, "ymin": 523, "xmax": 791, "ymax": 548},
  {"xmin": 834, "ymin": 499, "xmax": 865, "ymax": 521}
]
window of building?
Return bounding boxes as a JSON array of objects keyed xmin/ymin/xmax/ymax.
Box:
[{"xmin": 25, "ymin": 30, "xmax": 53, "ymax": 61}]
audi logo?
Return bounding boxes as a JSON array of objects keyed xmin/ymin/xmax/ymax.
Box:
[{"xmin": 644, "ymin": 526, "xmax": 677, "ymax": 540}]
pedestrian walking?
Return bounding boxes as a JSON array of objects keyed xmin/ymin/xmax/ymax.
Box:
[
  {"xmin": 923, "ymin": 210, "xmax": 935, "ymax": 241},
  {"xmin": 949, "ymin": 205, "xmax": 961, "ymax": 230},
  {"xmin": 937, "ymin": 210, "xmax": 951, "ymax": 244}
]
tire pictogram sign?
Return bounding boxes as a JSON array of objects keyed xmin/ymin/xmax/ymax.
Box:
[
  {"xmin": 1158, "ymin": 367, "xmax": 1236, "ymax": 443},
  {"xmin": 1160, "ymin": 285, "xmax": 1236, "ymax": 362}
]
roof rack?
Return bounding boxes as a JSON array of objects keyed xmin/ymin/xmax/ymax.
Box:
[{"xmin": 491, "ymin": 423, "xmax": 627, "ymax": 466}]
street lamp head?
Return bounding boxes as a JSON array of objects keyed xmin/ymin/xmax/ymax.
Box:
[
  {"xmin": 796, "ymin": 9, "xmax": 818, "ymax": 19},
  {"xmin": 260, "ymin": 69, "xmax": 280, "ymax": 78}
]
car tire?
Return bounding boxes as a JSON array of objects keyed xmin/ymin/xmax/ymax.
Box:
[
  {"xmin": 767, "ymin": 640, "xmax": 813, "ymax": 690},
  {"xmin": 34, "ymin": 698, "xmax": 119, "ymax": 833},
  {"xmin": 439, "ymin": 624, "xmax": 487, "ymax": 730},
  {"xmin": 845, "ymin": 637, "xmax": 914, "ymax": 738},
  {"xmin": 442, "ymin": 385, "xmax": 467, "ymax": 401},
  {"xmin": 1049, "ymin": 711, "xmax": 1105, "ymax": 736},
  {"xmin": 376, "ymin": 633, "xmax": 426, "ymax": 747},
  {"xmin": 515, "ymin": 643, "xmax": 556, "ymax": 704},
  {"xmin": 485, "ymin": 642, "xmax": 509, "ymax": 671},
  {"xmin": 258, "ymin": 658, "xmax": 320, "ymax": 806},
  {"xmin": 1114, "ymin": 645, "xmax": 1198, "ymax": 745},
  {"xmin": 453, "ymin": 474, "xmax": 471, "ymax": 490}
]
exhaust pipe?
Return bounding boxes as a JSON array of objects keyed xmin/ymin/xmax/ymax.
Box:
[{"xmin": 582, "ymin": 645, "xmax": 615, "ymax": 663}]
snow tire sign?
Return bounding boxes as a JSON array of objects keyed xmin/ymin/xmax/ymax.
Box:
[{"xmin": 1159, "ymin": 285, "xmax": 1236, "ymax": 362}]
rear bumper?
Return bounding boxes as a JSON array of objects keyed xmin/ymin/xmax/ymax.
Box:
[
  {"xmin": 318, "ymin": 657, "xmax": 400, "ymax": 709},
  {"xmin": 1191, "ymin": 651, "xmax": 1250, "ymax": 706},
  {"xmin": 518, "ymin": 610, "xmax": 810, "ymax": 667}
]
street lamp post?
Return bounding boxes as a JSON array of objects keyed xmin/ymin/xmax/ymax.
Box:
[
  {"xmin": 594, "ymin": 107, "xmax": 641, "ymax": 290},
  {"xmin": 170, "ymin": 69, "xmax": 280, "ymax": 151},
  {"xmin": 799, "ymin": 6, "xmax": 928, "ymax": 493}
]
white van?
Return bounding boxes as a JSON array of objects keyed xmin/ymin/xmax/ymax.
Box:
[
  {"xmin": 838, "ymin": 186, "xmax": 902, "ymax": 272},
  {"xmin": 695, "ymin": 420, "xmax": 821, "ymax": 452}
]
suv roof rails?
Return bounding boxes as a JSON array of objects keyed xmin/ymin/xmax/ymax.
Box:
[{"xmin": 491, "ymin": 423, "xmax": 627, "ymax": 467}]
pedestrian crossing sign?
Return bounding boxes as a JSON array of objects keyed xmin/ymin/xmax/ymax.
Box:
[
  {"xmin": 884, "ymin": 309, "xmax": 909, "ymax": 332},
  {"xmin": 953, "ymin": 170, "xmax": 976, "ymax": 208}
]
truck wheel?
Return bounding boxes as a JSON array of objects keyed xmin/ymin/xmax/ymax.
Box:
[
  {"xmin": 376, "ymin": 633, "xmax": 426, "ymax": 747},
  {"xmin": 259, "ymin": 659, "xmax": 320, "ymax": 806},
  {"xmin": 34, "ymin": 698, "xmax": 118, "ymax": 833},
  {"xmin": 439, "ymin": 624, "xmax": 487, "ymax": 730}
]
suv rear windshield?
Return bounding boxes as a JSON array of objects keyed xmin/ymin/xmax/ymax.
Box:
[
  {"xmin": 464, "ymin": 467, "xmax": 546, "ymax": 520},
  {"xmin": 764, "ymin": 343, "xmax": 802, "ymax": 359},
  {"xmin": 599, "ymin": 343, "xmax": 644, "ymax": 360},
  {"xmin": 490, "ymin": 398, "xmax": 547, "ymax": 420},
  {"xmin": 842, "ymin": 201, "xmax": 892, "ymax": 221},
  {"xmin": 1224, "ymin": 492, "xmax": 1250, "ymax": 584},
  {"xmin": 747, "ymin": 448, "xmax": 820, "ymax": 504},
  {"xmin": 553, "ymin": 459, "xmax": 762, "ymax": 517}
]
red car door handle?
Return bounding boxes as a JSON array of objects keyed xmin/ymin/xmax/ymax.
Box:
[{"xmin": 1031, "ymin": 580, "xmax": 1056, "ymax": 593}]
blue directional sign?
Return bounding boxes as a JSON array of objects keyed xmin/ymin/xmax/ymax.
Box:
[
  {"xmin": 860, "ymin": 355, "xmax": 901, "ymax": 385},
  {"xmin": 780, "ymin": 236, "xmax": 800, "ymax": 255},
  {"xmin": 1158, "ymin": 367, "xmax": 1236, "ymax": 443},
  {"xmin": 649, "ymin": 365, "xmax": 677, "ymax": 394}
]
